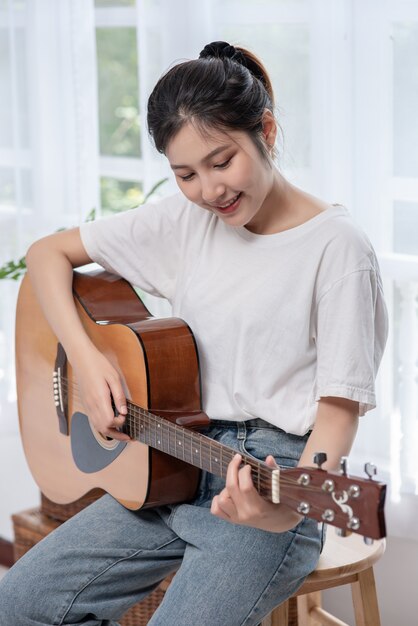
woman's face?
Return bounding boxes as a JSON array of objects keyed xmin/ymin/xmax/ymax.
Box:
[{"xmin": 165, "ymin": 121, "xmax": 279, "ymax": 232}]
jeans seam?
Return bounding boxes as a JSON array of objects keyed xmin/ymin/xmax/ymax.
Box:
[
  {"xmin": 56, "ymin": 535, "xmax": 181, "ymax": 626},
  {"xmin": 238, "ymin": 530, "xmax": 298, "ymax": 626},
  {"xmin": 240, "ymin": 522, "xmax": 321, "ymax": 626}
]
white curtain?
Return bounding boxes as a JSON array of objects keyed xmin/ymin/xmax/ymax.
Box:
[{"xmin": 1, "ymin": 0, "xmax": 417, "ymax": 539}]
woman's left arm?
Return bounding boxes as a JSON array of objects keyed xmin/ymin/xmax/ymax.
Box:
[{"xmin": 210, "ymin": 397, "xmax": 359, "ymax": 532}]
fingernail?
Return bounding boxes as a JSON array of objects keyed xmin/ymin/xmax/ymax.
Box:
[{"xmin": 120, "ymin": 405, "xmax": 127, "ymax": 414}]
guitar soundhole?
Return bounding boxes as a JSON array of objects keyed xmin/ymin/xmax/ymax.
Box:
[
  {"xmin": 71, "ymin": 411, "xmax": 127, "ymax": 473},
  {"xmin": 90, "ymin": 423, "xmax": 121, "ymax": 450}
]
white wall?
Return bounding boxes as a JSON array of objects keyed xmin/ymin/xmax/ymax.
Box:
[
  {"xmin": 0, "ymin": 432, "xmax": 38, "ymax": 540},
  {"xmin": 323, "ymin": 534, "xmax": 418, "ymax": 625}
]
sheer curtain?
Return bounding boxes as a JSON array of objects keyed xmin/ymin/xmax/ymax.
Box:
[{"xmin": 1, "ymin": 0, "xmax": 417, "ymax": 539}]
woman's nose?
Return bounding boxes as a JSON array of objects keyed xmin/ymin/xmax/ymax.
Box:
[{"xmin": 201, "ymin": 178, "xmax": 226, "ymax": 204}]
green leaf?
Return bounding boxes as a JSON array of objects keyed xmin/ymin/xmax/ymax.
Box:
[
  {"xmin": 143, "ymin": 178, "xmax": 169, "ymax": 204},
  {"xmin": 0, "ymin": 178, "xmax": 167, "ymax": 280},
  {"xmin": 0, "ymin": 256, "xmax": 27, "ymax": 280}
]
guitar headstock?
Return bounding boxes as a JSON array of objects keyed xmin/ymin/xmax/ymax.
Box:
[{"xmin": 277, "ymin": 455, "xmax": 386, "ymax": 539}]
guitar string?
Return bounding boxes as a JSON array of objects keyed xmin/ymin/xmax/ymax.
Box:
[
  {"xmin": 56, "ymin": 376, "xmax": 357, "ymax": 499},
  {"xmin": 57, "ymin": 375, "xmax": 371, "ymax": 507},
  {"xmin": 56, "ymin": 379, "xmax": 335, "ymax": 499},
  {"xmin": 50, "ymin": 378, "xmax": 370, "ymax": 528},
  {"xmin": 56, "ymin": 375, "xmax": 364, "ymax": 506},
  {"xmin": 55, "ymin": 373, "xmax": 350, "ymax": 488},
  {"xmin": 57, "ymin": 376, "xmax": 312, "ymax": 489},
  {"xmin": 51, "ymin": 364, "xmax": 376, "ymax": 513}
]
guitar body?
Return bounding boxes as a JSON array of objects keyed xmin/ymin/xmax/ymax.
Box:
[{"xmin": 16, "ymin": 269, "xmax": 205, "ymax": 510}]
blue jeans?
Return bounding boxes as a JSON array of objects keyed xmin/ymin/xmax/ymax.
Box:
[{"xmin": 0, "ymin": 419, "xmax": 323, "ymax": 626}]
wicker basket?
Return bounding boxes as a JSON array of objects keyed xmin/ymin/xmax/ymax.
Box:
[
  {"xmin": 12, "ymin": 507, "xmax": 170, "ymax": 626},
  {"xmin": 40, "ymin": 490, "xmax": 104, "ymax": 522}
]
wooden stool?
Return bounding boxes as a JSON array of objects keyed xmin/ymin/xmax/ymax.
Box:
[{"xmin": 262, "ymin": 531, "xmax": 385, "ymax": 626}]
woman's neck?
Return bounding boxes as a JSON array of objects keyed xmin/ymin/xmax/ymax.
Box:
[{"xmin": 245, "ymin": 172, "xmax": 329, "ymax": 236}]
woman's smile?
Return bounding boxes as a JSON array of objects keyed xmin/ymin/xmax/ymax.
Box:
[{"xmin": 210, "ymin": 192, "xmax": 243, "ymax": 213}]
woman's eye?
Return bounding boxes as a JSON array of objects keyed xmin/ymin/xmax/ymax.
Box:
[
  {"xmin": 215, "ymin": 158, "xmax": 231, "ymax": 169},
  {"xmin": 179, "ymin": 173, "xmax": 195, "ymax": 181}
]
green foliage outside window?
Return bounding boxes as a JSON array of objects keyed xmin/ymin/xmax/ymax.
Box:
[
  {"xmin": 0, "ymin": 178, "xmax": 167, "ymax": 280},
  {"xmin": 96, "ymin": 27, "xmax": 141, "ymax": 158}
]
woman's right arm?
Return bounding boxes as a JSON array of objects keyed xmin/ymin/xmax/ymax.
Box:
[{"xmin": 25, "ymin": 228, "xmax": 130, "ymax": 441}]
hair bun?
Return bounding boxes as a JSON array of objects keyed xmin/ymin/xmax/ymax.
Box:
[
  {"xmin": 199, "ymin": 41, "xmax": 267, "ymax": 88},
  {"xmin": 199, "ymin": 41, "xmax": 246, "ymax": 66}
]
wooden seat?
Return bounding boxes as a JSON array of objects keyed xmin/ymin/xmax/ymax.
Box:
[{"xmin": 262, "ymin": 531, "xmax": 385, "ymax": 626}]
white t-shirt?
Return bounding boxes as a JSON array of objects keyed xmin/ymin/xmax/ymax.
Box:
[{"xmin": 79, "ymin": 192, "xmax": 388, "ymax": 435}]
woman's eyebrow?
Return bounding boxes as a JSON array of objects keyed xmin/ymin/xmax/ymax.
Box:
[{"xmin": 171, "ymin": 144, "xmax": 232, "ymax": 170}]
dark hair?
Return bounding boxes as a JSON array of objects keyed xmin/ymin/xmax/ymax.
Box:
[{"xmin": 147, "ymin": 41, "xmax": 277, "ymax": 162}]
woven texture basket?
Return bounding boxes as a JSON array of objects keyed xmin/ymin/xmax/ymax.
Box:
[
  {"xmin": 12, "ymin": 507, "xmax": 170, "ymax": 626},
  {"xmin": 40, "ymin": 490, "xmax": 104, "ymax": 522}
]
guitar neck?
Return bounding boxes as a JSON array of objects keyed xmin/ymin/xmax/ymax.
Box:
[
  {"xmin": 122, "ymin": 401, "xmax": 387, "ymax": 540},
  {"xmin": 123, "ymin": 401, "xmax": 275, "ymax": 501}
]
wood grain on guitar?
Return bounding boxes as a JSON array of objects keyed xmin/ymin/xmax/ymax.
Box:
[{"xmin": 15, "ymin": 269, "xmax": 386, "ymax": 540}]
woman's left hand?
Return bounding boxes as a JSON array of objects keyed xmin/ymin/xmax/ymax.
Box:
[{"xmin": 210, "ymin": 454, "xmax": 303, "ymax": 533}]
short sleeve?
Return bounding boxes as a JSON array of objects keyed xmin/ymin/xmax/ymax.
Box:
[
  {"xmin": 79, "ymin": 194, "xmax": 187, "ymax": 301},
  {"xmin": 314, "ymin": 268, "xmax": 388, "ymax": 416}
]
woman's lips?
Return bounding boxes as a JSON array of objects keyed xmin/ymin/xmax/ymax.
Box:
[{"xmin": 214, "ymin": 192, "xmax": 242, "ymax": 214}]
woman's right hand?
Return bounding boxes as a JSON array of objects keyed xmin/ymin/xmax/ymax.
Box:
[
  {"xmin": 25, "ymin": 229, "xmax": 131, "ymax": 442},
  {"xmin": 72, "ymin": 347, "xmax": 131, "ymax": 442}
]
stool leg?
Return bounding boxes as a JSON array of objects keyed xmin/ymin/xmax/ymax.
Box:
[
  {"xmin": 288, "ymin": 596, "xmax": 298, "ymax": 626},
  {"xmin": 264, "ymin": 599, "xmax": 288, "ymax": 626},
  {"xmin": 297, "ymin": 592, "xmax": 322, "ymax": 626},
  {"xmin": 351, "ymin": 567, "xmax": 381, "ymax": 626}
]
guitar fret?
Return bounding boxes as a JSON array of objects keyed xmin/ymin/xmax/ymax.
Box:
[
  {"xmin": 185, "ymin": 428, "xmax": 190, "ymax": 463},
  {"xmin": 156, "ymin": 421, "xmax": 161, "ymax": 448},
  {"xmin": 153, "ymin": 416, "xmax": 156, "ymax": 450},
  {"xmin": 194, "ymin": 437, "xmax": 200, "ymax": 466},
  {"xmin": 163, "ymin": 422, "xmax": 166, "ymax": 451},
  {"xmin": 188, "ymin": 432, "xmax": 192, "ymax": 462}
]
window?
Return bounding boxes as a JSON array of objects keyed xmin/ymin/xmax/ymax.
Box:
[{"xmin": 1, "ymin": 0, "xmax": 417, "ymax": 538}]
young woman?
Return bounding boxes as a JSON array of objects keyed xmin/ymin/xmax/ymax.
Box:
[{"xmin": 0, "ymin": 41, "xmax": 388, "ymax": 626}]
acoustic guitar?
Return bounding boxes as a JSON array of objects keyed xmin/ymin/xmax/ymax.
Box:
[{"xmin": 15, "ymin": 269, "xmax": 386, "ymax": 539}]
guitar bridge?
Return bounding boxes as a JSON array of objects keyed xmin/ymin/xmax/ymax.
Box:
[
  {"xmin": 271, "ymin": 467, "xmax": 280, "ymax": 503},
  {"xmin": 53, "ymin": 342, "xmax": 69, "ymax": 435}
]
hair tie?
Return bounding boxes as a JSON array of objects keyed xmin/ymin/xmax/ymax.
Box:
[
  {"xmin": 199, "ymin": 41, "xmax": 247, "ymax": 67},
  {"xmin": 199, "ymin": 41, "xmax": 266, "ymax": 86}
]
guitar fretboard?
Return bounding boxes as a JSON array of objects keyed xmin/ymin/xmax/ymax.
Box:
[{"xmin": 123, "ymin": 401, "xmax": 272, "ymax": 500}]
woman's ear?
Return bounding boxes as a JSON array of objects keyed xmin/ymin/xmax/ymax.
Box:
[{"xmin": 261, "ymin": 109, "xmax": 278, "ymax": 149}]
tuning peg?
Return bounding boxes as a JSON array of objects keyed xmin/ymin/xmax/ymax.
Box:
[
  {"xmin": 335, "ymin": 527, "xmax": 350, "ymax": 537},
  {"xmin": 364, "ymin": 462, "xmax": 377, "ymax": 480},
  {"xmin": 313, "ymin": 452, "xmax": 327, "ymax": 469},
  {"xmin": 340, "ymin": 456, "xmax": 349, "ymax": 476},
  {"xmin": 364, "ymin": 537, "xmax": 374, "ymax": 545}
]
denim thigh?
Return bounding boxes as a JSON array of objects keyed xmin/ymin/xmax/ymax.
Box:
[
  {"xmin": 0, "ymin": 420, "xmax": 322, "ymax": 626},
  {"xmin": 148, "ymin": 420, "xmax": 323, "ymax": 626}
]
